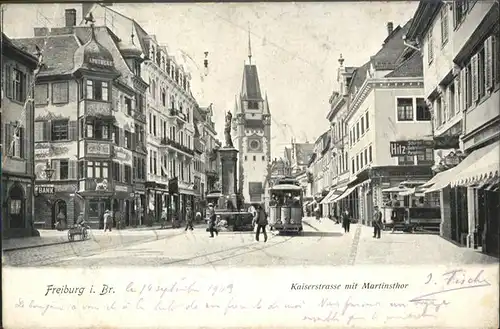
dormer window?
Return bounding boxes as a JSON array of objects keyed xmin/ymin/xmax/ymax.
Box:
[{"xmin": 86, "ymin": 80, "xmax": 109, "ymax": 101}]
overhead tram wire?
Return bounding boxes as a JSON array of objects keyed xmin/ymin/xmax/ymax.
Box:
[{"xmin": 192, "ymin": 4, "xmax": 327, "ymax": 79}]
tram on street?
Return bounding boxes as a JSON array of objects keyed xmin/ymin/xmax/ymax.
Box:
[{"xmin": 268, "ymin": 177, "xmax": 304, "ymax": 234}]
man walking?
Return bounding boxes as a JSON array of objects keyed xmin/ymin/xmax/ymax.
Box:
[
  {"xmin": 373, "ymin": 206, "xmax": 383, "ymax": 239},
  {"xmin": 103, "ymin": 209, "xmax": 112, "ymax": 232},
  {"xmin": 207, "ymin": 203, "xmax": 218, "ymax": 238},
  {"xmin": 341, "ymin": 209, "xmax": 351, "ymax": 233},
  {"xmin": 185, "ymin": 208, "xmax": 194, "ymax": 231},
  {"xmin": 253, "ymin": 204, "xmax": 268, "ymax": 242}
]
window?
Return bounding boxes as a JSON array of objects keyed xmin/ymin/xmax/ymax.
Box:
[
  {"xmin": 356, "ymin": 154, "xmax": 359, "ymax": 172},
  {"xmin": 136, "ymin": 93, "xmax": 144, "ymax": 113},
  {"xmin": 397, "ymin": 98, "xmax": 414, "ymax": 121},
  {"xmin": 356, "ymin": 122, "xmax": 360, "ymax": 141},
  {"xmin": 248, "ymin": 101, "xmax": 259, "ymax": 109},
  {"xmin": 416, "ymin": 98, "xmax": 431, "ymax": 121},
  {"xmin": 427, "ymin": 29, "xmax": 434, "ymax": 64},
  {"xmin": 417, "ymin": 148, "xmax": 434, "ymax": 165},
  {"xmin": 86, "ymin": 161, "xmax": 109, "ymax": 178},
  {"xmin": 477, "ymin": 46, "xmax": 486, "ymax": 100},
  {"xmin": 440, "ymin": 6, "xmax": 449, "ymax": 46},
  {"xmin": 125, "ymin": 97, "xmax": 132, "ymax": 115},
  {"xmin": 351, "ymin": 158, "xmax": 355, "ymax": 174},
  {"xmin": 113, "ymin": 125, "xmax": 119, "ymax": 145},
  {"xmin": 52, "ymin": 81, "xmax": 69, "ymax": 104},
  {"xmin": 253, "ymin": 155, "xmax": 256, "ymax": 161},
  {"xmin": 153, "ymin": 115, "xmax": 157, "ymax": 137},
  {"xmin": 35, "ymin": 84, "xmax": 49, "ymax": 105},
  {"xmin": 58, "ymin": 159, "xmax": 69, "ymax": 179},
  {"xmin": 124, "ymin": 165, "xmax": 132, "ymax": 183},
  {"xmin": 368, "ymin": 145, "xmax": 372, "ymax": 162},
  {"xmin": 262, "ymin": 156, "xmax": 265, "ymax": 161},
  {"xmin": 245, "ymin": 155, "xmax": 247, "ymax": 161},
  {"xmin": 113, "ymin": 162, "xmax": 120, "ymax": 181},
  {"xmin": 361, "ymin": 117, "xmax": 365, "ymax": 135},
  {"xmin": 360, "ymin": 152, "xmax": 364, "ymax": 168},
  {"xmin": 125, "ymin": 131, "xmax": 132, "ymax": 148},
  {"xmin": 51, "ymin": 120, "xmax": 69, "ymax": 140},
  {"xmin": 152, "ymin": 151, "xmax": 157, "ymax": 175},
  {"xmin": 365, "ymin": 112, "xmax": 369, "ymax": 130},
  {"xmin": 86, "ymin": 80, "xmax": 109, "ymax": 101},
  {"xmin": 12, "ymin": 68, "xmax": 26, "ymax": 103},
  {"xmin": 162, "ymin": 89, "xmax": 166, "ymax": 106},
  {"xmin": 364, "ymin": 149, "xmax": 368, "ymax": 165},
  {"xmin": 453, "ymin": 0, "xmax": 469, "ymax": 28},
  {"xmin": 398, "ymin": 155, "xmax": 414, "ymax": 166}
]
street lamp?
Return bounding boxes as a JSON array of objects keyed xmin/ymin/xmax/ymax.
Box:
[{"xmin": 44, "ymin": 160, "xmax": 55, "ymax": 182}]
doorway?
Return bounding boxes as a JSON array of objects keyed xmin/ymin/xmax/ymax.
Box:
[
  {"xmin": 8, "ymin": 183, "xmax": 25, "ymax": 229},
  {"xmin": 52, "ymin": 200, "xmax": 67, "ymax": 229}
]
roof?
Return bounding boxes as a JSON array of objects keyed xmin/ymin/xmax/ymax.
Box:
[
  {"xmin": 347, "ymin": 61, "xmax": 371, "ymax": 94},
  {"xmin": 370, "ymin": 19, "xmax": 413, "ymax": 71},
  {"xmin": 12, "ymin": 34, "xmax": 80, "ymax": 77},
  {"xmin": 294, "ymin": 143, "xmax": 314, "ymax": 166},
  {"xmin": 385, "ymin": 49, "xmax": 423, "ymax": 78},
  {"xmin": 241, "ymin": 65, "xmax": 263, "ymax": 100},
  {"xmin": 405, "ymin": 2, "xmax": 443, "ymax": 42}
]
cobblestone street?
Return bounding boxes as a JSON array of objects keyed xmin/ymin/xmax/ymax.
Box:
[{"xmin": 4, "ymin": 218, "xmax": 496, "ymax": 267}]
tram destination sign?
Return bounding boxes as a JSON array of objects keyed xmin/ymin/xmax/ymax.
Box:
[{"xmin": 390, "ymin": 140, "xmax": 434, "ymax": 157}]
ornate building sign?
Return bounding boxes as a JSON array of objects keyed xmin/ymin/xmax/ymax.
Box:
[
  {"xmin": 87, "ymin": 143, "xmax": 111, "ymax": 155},
  {"xmin": 86, "ymin": 101, "xmax": 112, "ymax": 117}
]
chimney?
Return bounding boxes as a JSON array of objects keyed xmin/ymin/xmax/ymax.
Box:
[
  {"xmin": 387, "ymin": 22, "xmax": 394, "ymax": 36},
  {"xmin": 65, "ymin": 9, "xmax": 76, "ymax": 27}
]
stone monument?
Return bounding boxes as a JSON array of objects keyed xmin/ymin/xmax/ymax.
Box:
[{"xmin": 218, "ymin": 111, "xmax": 239, "ymax": 211}]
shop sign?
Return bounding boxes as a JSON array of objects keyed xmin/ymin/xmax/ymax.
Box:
[
  {"xmin": 35, "ymin": 185, "xmax": 55, "ymax": 195},
  {"xmin": 89, "ymin": 58, "xmax": 113, "ymax": 67},
  {"xmin": 390, "ymin": 140, "xmax": 434, "ymax": 157},
  {"xmin": 115, "ymin": 185, "xmax": 129, "ymax": 192}
]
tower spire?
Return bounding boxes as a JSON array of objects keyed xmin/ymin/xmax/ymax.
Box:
[{"xmin": 248, "ymin": 23, "xmax": 252, "ymax": 65}]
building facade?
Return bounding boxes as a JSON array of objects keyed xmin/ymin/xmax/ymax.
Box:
[
  {"xmin": 233, "ymin": 53, "xmax": 271, "ymax": 205},
  {"xmin": 1, "ymin": 33, "xmax": 39, "ymax": 238},
  {"xmin": 316, "ymin": 20, "xmax": 435, "ymax": 224},
  {"xmin": 14, "ymin": 11, "xmax": 148, "ymax": 229},
  {"xmin": 406, "ymin": 1, "xmax": 499, "ymax": 256}
]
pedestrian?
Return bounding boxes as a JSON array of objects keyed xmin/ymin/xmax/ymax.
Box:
[
  {"xmin": 103, "ymin": 209, "xmax": 112, "ymax": 232},
  {"xmin": 341, "ymin": 209, "xmax": 351, "ymax": 233},
  {"xmin": 160, "ymin": 208, "xmax": 168, "ymax": 229},
  {"xmin": 195, "ymin": 210, "xmax": 202, "ymax": 223},
  {"xmin": 314, "ymin": 205, "xmax": 321, "ymax": 223},
  {"xmin": 253, "ymin": 203, "xmax": 268, "ymax": 242},
  {"xmin": 207, "ymin": 203, "xmax": 218, "ymax": 238},
  {"xmin": 185, "ymin": 208, "xmax": 194, "ymax": 231},
  {"xmin": 373, "ymin": 206, "xmax": 383, "ymax": 239}
]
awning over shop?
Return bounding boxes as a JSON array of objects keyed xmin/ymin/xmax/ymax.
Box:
[
  {"xmin": 398, "ymin": 188, "xmax": 415, "ymax": 196},
  {"xmin": 331, "ymin": 184, "xmax": 360, "ymax": 203},
  {"xmin": 425, "ymin": 141, "xmax": 499, "ymax": 193},
  {"xmin": 450, "ymin": 141, "xmax": 500, "ymax": 187},
  {"xmin": 320, "ymin": 186, "xmax": 347, "ymax": 204}
]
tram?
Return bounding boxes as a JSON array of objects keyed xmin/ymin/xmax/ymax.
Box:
[{"xmin": 268, "ymin": 177, "xmax": 304, "ymax": 234}]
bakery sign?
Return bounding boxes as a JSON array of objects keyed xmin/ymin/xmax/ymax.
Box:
[{"xmin": 390, "ymin": 140, "xmax": 434, "ymax": 157}]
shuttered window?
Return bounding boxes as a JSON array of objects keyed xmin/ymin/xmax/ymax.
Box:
[
  {"xmin": 35, "ymin": 84, "xmax": 49, "ymax": 105},
  {"xmin": 52, "ymin": 81, "xmax": 69, "ymax": 104},
  {"xmin": 440, "ymin": 6, "xmax": 449, "ymax": 46},
  {"xmin": 51, "ymin": 120, "xmax": 69, "ymax": 141},
  {"xmin": 4, "ymin": 123, "xmax": 24, "ymax": 158},
  {"xmin": 454, "ymin": 76, "xmax": 460, "ymax": 115},
  {"xmin": 471, "ymin": 54, "xmax": 479, "ymax": 103}
]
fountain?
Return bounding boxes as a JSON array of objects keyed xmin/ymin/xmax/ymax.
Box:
[{"xmin": 214, "ymin": 111, "xmax": 254, "ymax": 231}]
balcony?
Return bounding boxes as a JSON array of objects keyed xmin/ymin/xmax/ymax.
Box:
[
  {"xmin": 83, "ymin": 100, "xmax": 113, "ymax": 119},
  {"xmin": 159, "ymin": 137, "xmax": 195, "ymax": 156},
  {"xmin": 78, "ymin": 177, "xmax": 114, "ymax": 194},
  {"xmin": 132, "ymin": 110, "xmax": 147, "ymax": 123},
  {"xmin": 169, "ymin": 108, "xmax": 187, "ymax": 124}
]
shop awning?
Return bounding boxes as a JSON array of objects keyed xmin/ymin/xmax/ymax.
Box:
[
  {"xmin": 398, "ymin": 188, "xmax": 416, "ymax": 196},
  {"xmin": 320, "ymin": 186, "xmax": 347, "ymax": 204},
  {"xmin": 331, "ymin": 184, "xmax": 360, "ymax": 203},
  {"xmin": 450, "ymin": 141, "xmax": 500, "ymax": 188},
  {"xmin": 425, "ymin": 141, "xmax": 499, "ymax": 193}
]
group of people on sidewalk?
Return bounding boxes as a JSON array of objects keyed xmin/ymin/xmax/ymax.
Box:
[{"xmin": 320, "ymin": 206, "xmax": 384, "ymax": 238}]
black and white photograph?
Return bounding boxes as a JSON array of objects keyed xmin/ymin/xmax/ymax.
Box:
[{"xmin": 1, "ymin": 1, "xmax": 499, "ymax": 327}]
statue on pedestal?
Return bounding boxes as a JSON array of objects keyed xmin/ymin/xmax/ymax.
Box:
[{"xmin": 224, "ymin": 111, "xmax": 234, "ymax": 148}]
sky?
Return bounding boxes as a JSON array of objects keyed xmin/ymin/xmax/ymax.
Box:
[{"xmin": 2, "ymin": 1, "xmax": 418, "ymax": 158}]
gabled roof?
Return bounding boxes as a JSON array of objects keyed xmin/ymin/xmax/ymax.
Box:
[
  {"xmin": 370, "ymin": 19, "xmax": 413, "ymax": 71},
  {"xmin": 12, "ymin": 34, "xmax": 80, "ymax": 77},
  {"xmin": 347, "ymin": 61, "xmax": 370, "ymax": 94},
  {"xmin": 385, "ymin": 49, "xmax": 423, "ymax": 78},
  {"xmin": 241, "ymin": 65, "xmax": 263, "ymax": 100},
  {"xmin": 405, "ymin": 2, "xmax": 443, "ymax": 42}
]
